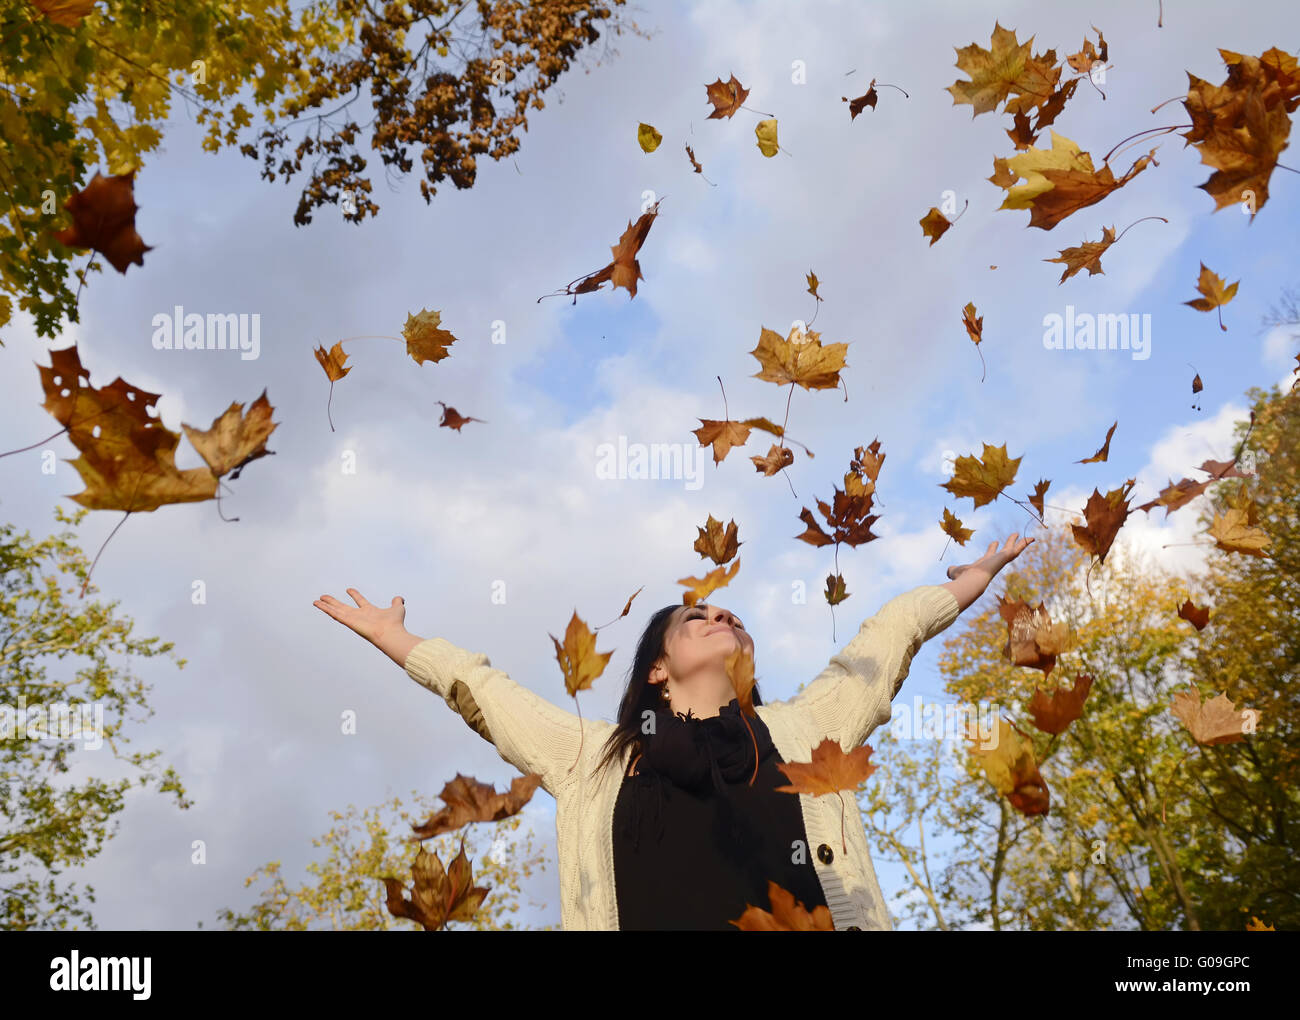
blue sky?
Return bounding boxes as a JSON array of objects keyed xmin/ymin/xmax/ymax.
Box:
[{"xmin": 1, "ymin": 0, "xmax": 1297, "ymax": 929}]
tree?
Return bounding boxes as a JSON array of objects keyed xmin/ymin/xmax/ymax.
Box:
[
  {"xmin": 1, "ymin": 505, "xmax": 190, "ymax": 930},
  {"xmin": 214, "ymin": 790, "xmax": 555, "ymax": 929},
  {"xmin": 860, "ymin": 381, "xmax": 1299, "ymax": 930},
  {"xmin": 0, "ymin": 0, "xmax": 647, "ymax": 342}
]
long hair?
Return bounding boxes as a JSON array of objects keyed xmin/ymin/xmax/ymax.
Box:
[{"xmin": 594, "ymin": 604, "xmax": 765, "ymax": 777}]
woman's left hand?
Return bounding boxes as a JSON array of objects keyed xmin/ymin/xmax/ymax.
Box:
[{"xmin": 946, "ymin": 533, "xmax": 1035, "ymax": 581}]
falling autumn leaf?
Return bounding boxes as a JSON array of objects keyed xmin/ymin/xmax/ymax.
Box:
[
  {"xmin": 36, "ymin": 345, "xmax": 219, "ymax": 515},
  {"xmin": 723, "ymin": 645, "xmax": 758, "ymax": 720},
  {"xmin": 1183, "ymin": 262, "xmax": 1238, "ymax": 331},
  {"xmin": 1207, "ymin": 506, "xmax": 1270, "ymax": 557},
  {"xmin": 750, "ymin": 325, "xmax": 848, "ymax": 391},
  {"xmin": 1135, "ymin": 457, "xmax": 1246, "ymax": 517},
  {"xmin": 409, "ymin": 772, "xmax": 543, "ymax": 840},
  {"xmin": 433, "ymin": 401, "xmax": 485, "ymax": 431},
  {"xmin": 1065, "ymin": 26, "xmax": 1108, "ymax": 74},
  {"xmin": 998, "ymin": 594, "xmax": 1073, "ymax": 677},
  {"xmin": 1070, "ymin": 477, "xmax": 1137, "ymax": 565},
  {"xmin": 1170, "ymin": 687, "xmax": 1259, "ymax": 746},
  {"xmin": 694, "ymin": 514, "xmax": 741, "ymax": 564},
  {"xmin": 823, "ymin": 572, "xmax": 849, "ymax": 605},
  {"xmin": 52, "ymin": 170, "xmax": 153, "ymax": 274},
  {"xmin": 794, "ymin": 440, "xmax": 884, "ymax": 565},
  {"xmin": 755, "ymin": 118, "xmax": 779, "ymax": 157},
  {"xmin": 1077, "ymin": 420, "xmax": 1117, "ymax": 464},
  {"xmin": 637, "ymin": 122, "xmax": 662, "ymax": 152},
  {"xmin": 775, "ymin": 736, "xmax": 879, "ymax": 852},
  {"xmin": 919, "ymin": 207, "xmax": 953, "ymax": 245},
  {"xmin": 705, "ymin": 74, "xmax": 750, "ymax": 119},
  {"xmin": 30, "ymin": 0, "xmax": 99, "ymax": 27},
  {"xmin": 1177, "ymin": 598, "xmax": 1211, "ymax": 631},
  {"xmin": 314, "ymin": 340, "xmax": 351, "ymax": 382},
  {"xmin": 1028, "ymin": 479, "xmax": 1051, "ymax": 520},
  {"xmin": 693, "ymin": 417, "xmax": 753, "ymax": 464},
  {"xmin": 382, "ymin": 837, "xmax": 490, "ymax": 930},
  {"xmin": 1246, "ymin": 916, "xmax": 1276, "ymax": 931},
  {"xmin": 968, "ymin": 717, "xmax": 1051, "ymax": 816},
  {"xmin": 685, "ymin": 143, "xmax": 704, "ymax": 173},
  {"xmin": 961, "ymin": 302, "xmax": 986, "ymax": 382},
  {"xmin": 940, "ymin": 442, "xmax": 1021, "ymax": 509},
  {"xmin": 678, "ymin": 558, "xmax": 741, "ymax": 606},
  {"xmin": 1181, "ymin": 47, "xmax": 1300, "ymax": 217},
  {"xmin": 730, "ymin": 880, "xmax": 835, "ymax": 931},
  {"xmin": 1028, "ymin": 673, "xmax": 1093, "ymax": 734},
  {"xmin": 550, "ymin": 611, "xmax": 614, "ymax": 698},
  {"xmin": 842, "ymin": 79, "xmax": 878, "ymax": 118},
  {"xmin": 947, "ymin": 21, "xmax": 1061, "ymax": 117},
  {"xmin": 403, "ymin": 308, "xmax": 459, "ymax": 365},
  {"xmin": 558, "ymin": 199, "xmax": 663, "ymax": 301},
  {"xmin": 988, "ymin": 131, "xmax": 1157, "ymax": 231},
  {"xmin": 940, "ymin": 507, "xmax": 974, "ymax": 545},
  {"xmin": 1045, "ymin": 225, "xmax": 1117, "ymax": 283},
  {"xmin": 806, "ymin": 270, "xmax": 822, "ymax": 302},
  {"xmin": 751, "ymin": 443, "xmax": 794, "ymax": 477},
  {"xmin": 180, "ymin": 390, "xmax": 277, "ymax": 481}
]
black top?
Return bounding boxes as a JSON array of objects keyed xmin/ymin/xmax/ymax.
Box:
[{"xmin": 612, "ymin": 697, "xmax": 829, "ymax": 930}]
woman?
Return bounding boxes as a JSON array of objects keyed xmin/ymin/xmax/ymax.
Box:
[{"xmin": 313, "ymin": 534, "xmax": 1034, "ymax": 930}]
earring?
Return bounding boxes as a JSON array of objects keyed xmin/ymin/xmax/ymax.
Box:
[{"xmin": 659, "ymin": 681, "xmax": 670, "ymax": 702}]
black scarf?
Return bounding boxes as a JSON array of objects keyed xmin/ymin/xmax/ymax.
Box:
[{"xmin": 621, "ymin": 697, "xmax": 776, "ymax": 851}]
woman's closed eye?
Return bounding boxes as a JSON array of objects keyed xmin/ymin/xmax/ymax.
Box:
[{"xmin": 687, "ymin": 608, "xmax": 744, "ymax": 631}]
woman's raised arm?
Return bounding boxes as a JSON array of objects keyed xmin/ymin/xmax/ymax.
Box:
[{"xmin": 313, "ymin": 588, "xmax": 586, "ymax": 795}]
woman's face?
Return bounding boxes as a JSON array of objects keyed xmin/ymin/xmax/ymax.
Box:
[{"xmin": 655, "ymin": 603, "xmax": 755, "ymax": 682}]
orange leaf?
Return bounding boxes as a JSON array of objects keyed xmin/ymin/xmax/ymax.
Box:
[
  {"xmin": 730, "ymin": 880, "xmax": 835, "ymax": 931},
  {"xmin": 1028, "ymin": 674, "xmax": 1093, "ymax": 734},
  {"xmin": 52, "ymin": 170, "xmax": 153, "ymax": 273}
]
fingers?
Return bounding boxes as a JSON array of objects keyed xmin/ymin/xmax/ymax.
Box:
[{"xmin": 346, "ymin": 587, "xmax": 372, "ymax": 608}]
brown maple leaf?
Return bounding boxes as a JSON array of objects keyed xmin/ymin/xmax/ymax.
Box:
[
  {"xmin": 550, "ymin": 611, "xmax": 614, "ymax": 698},
  {"xmin": 678, "ymin": 559, "xmax": 741, "ymax": 606},
  {"xmin": 1170, "ymin": 687, "xmax": 1259, "ymax": 746},
  {"xmin": 990, "ymin": 131, "xmax": 1157, "ymax": 231},
  {"xmin": 723, "ymin": 645, "xmax": 758, "ymax": 721},
  {"xmin": 382, "ymin": 837, "xmax": 490, "ymax": 930},
  {"xmin": 314, "ymin": 340, "xmax": 351, "ymax": 382},
  {"xmin": 693, "ymin": 418, "xmax": 753, "ymax": 464},
  {"xmin": 940, "ymin": 507, "xmax": 974, "ymax": 545},
  {"xmin": 1028, "ymin": 674, "xmax": 1093, "ymax": 734},
  {"xmin": 969, "ymin": 717, "xmax": 1050, "ymax": 816},
  {"xmin": 561, "ymin": 199, "xmax": 663, "ymax": 300},
  {"xmin": 998, "ymin": 594, "xmax": 1073, "ymax": 677},
  {"xmin": 694, "ymin": 514, "xmax": 741, "ymax": 564},
  {"xmin": 775, "ymin": 736, "xmax": 879, "ymax": 853},
  {"xmin": 1077, "ymin": 421, "xmax": 1117, "ymax": 464},
  {"xmin": 823, "ymin": 572, "xmax": 849, "ymax": 605},
  {"xmin": 1045, "ymin": 225, "xmax": 1117, "ymax": 283},
  {"xmin": 435, "ymin": 401, "xmax": 486, "ymax": 431},
  {"xmin": 1070, "ymin": 477, "xmax": 1137, "ymax": 564},
  {"xmin": 947, "ymin": 22, "xmax": 1061, "ymax": 117},
  {"xmin": 52, "ymin": 170, "xmax": 153, "ymax": 273},
  {"xmin": 1183, "ymin": 262, "xmax": 1238, "ymax": 331},
  {"xmin": 751, "ymin": 443, "xmax": 794, "ymax": 476},
  {"xmin": 403, "ymin": 308, "xmax": 459, "ymax": 365},
  {"xmin": 730, "ymin": 880, "xmax": 835, "ymax": 931},
  {"xmin": 1177, "ymin": 598, "xmax": 1211, "ymax": 630},
  {"xmin": 940, "ymin": 442, "xmax": 1021, "ymax": 509},
  {"xmin": 1027, "ymin": 479, "xmax": 1051, "ymax": 520},
  {"xmin": 30, "ymin": 0, "xmax": 98, "ymax": 27},
  {"xmin": 919, "ymin": 207, "xmax": 953, "ymax": 245},
  {"xmin": 181, "ymin": 390, "xmax": 277, "ymax": 481},
  {"xmin": 409, "ymin": 772, "xmax": 544, "ymax": 841},
  {"xmin": 705, "ymin": 74, "xmax": 750, "ymax": 119},
  {"xmin": 750, "ymin": 324, "xmax": 848, "ymax": 390},
  {"xmin": 1181, "ymin": 47, "xmax": 1300, "ymax": 218},
  {"xmin": 843, "ymin": 79, "xmax": 878, "ymax": 118}
]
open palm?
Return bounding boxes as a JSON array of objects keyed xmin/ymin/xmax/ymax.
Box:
[{"xmin": 313, "ymin": 587, "xmax": 406, "ymax": 646}]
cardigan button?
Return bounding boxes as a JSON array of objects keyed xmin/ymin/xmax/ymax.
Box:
[
  {"xmin": 817, "ymin": 843, "xmax": 834, "ymax": 864},
  {"xmin": 846, "ymin": 925, "xmax": 861, "ymax": 931}
]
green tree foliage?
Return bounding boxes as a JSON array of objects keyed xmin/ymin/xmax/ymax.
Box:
[
  {"xmin": 0, "ymin": 0, "xmax": 645, "ymax": 342},
  {"xmin": 214, "ymin": 791, "xmax": 555, "ymax": 929},
  {"xmin": 1, "ymin": 505, "xmax": 190, "ymax": 930},
  {"xmin": 859, "ymin": 381, "xmax": 1299, "ymax": 930}
]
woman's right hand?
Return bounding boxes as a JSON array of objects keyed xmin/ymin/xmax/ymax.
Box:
[{"xmin": 313, "ymin": 587, "xmax": 407, "ymax": 648}]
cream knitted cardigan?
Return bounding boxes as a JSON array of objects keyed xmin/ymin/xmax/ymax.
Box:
[{"xmin": 402, "ymin": 584, "xmax": 962, "ymax": 930}]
